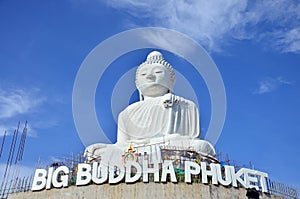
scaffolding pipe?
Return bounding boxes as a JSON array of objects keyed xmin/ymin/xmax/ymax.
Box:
[{"xmin": 0, "ymin": 130, "xmax": 7, "ymax": 158}]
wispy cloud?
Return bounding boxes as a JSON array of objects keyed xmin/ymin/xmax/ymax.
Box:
[
  {"xmin": 0, "ymin": 122, "xmax": 37, "ymax": 137},
  {"xmin": 0, "ymin": 88, "xmax": 45, "ymax": 119},
  {"xmin": 0, "ymin": 87, "xmax": 48, "ymax": 137},
  {"xmin": 103, "ymin": 0, "xmax": 300, "ymax": 54},
  {"xmin": 0, "ymin": 124, "xmax": 16, "ymax": 136},
  {"xmin": 272, "ymin": 28, "xmax": 300, "ymax": 54},
  {"xmin": 253, "ymin": 77, "xmax": 291, "ymax": 94}
]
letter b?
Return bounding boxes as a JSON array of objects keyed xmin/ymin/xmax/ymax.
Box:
[{"xmin": 31, "ymin": 169, "xmax": 47, "ymax": 191}]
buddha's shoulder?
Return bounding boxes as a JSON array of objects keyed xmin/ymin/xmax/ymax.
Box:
[{"xmin": 119, "ymin": 101, "xmax": 144, "ymax": 115}]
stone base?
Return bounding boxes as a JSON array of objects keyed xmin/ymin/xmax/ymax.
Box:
[{"xmin": 8, "ymin": 182, "xmax": 282, "ymax": 199}]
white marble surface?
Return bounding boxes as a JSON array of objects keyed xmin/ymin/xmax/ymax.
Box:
[{"xmin": 85, "ymin": 51, "xmax": 216, "ymax": 162}]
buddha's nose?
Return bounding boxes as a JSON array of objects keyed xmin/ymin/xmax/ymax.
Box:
[{"xmin": 146, "ymin": 73, "xmax": 155, "ymax": 80}]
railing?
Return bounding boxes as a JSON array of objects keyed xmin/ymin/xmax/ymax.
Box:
[
  {"xmin": 267, "ymin": 179, "xmax": 300, "ymax": 199},
  {"xmin": 0, "ymin": 176, "xmax": 32, "ymax": 199}
]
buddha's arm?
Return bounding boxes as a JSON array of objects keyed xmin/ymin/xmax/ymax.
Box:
[
  {"xmin": 116, "ymin": 128, "xmax": 129, "ymax": 145},
  {"xmin": 116, "ymin": 111, "xmax": 130, "ymax": 145}
]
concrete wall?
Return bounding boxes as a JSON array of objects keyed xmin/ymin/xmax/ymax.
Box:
[{"xmin": 8, "ymin": 183, "xmax": 283, "ymax": 199}]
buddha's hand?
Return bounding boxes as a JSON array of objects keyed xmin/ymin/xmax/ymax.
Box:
[
  {"xmin": 161, "ymin": 93, "xmax": 180, "ymax": 108},
  {"xmin": 84, "ymin": 143, "xmax": 108, "ymax": 162},
  {"xmin": 190, "ymin": 140, "xmax": 216, "ymax": 156}
]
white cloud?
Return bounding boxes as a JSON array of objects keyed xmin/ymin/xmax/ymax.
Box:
[
  {"xmin": 0, "ymin": 88, "xmax": 45, "ymax": 119},
  {"xmin": 0, "ymin": 122, "xmax": 37, "ymax": 138},
  {"xmin": 104, "ymin": 0, "xmax": 300, "ymax": 53},
  {"xmin": 253, "ymin": 77, "xmax": 291, "ymax": 94},
  {"xmin": 272, "ymin": 28, "xmax": 300, "ymax": 53},
  {"xmin": 0, "ymin": 88, "xmax": 47, "ymax": 137},
  {"xmin": 242, "ymin": 0, "xmax": 300, "ymax": 53},
  {"xmin": 26, "ymin": 123, "xmax": 37, "ymax": 137},
  {"xmin": 0, "ymin": 124, "xmax": 15, "ymax": 136}
]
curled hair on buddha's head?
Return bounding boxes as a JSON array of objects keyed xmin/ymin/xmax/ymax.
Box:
[{"xmin": 135, "ymin": 51, "xmax": 176, "ymax": 100}]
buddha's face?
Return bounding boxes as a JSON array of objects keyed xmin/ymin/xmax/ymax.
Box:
[{"xmin": 137, "ymin": 63, "xmax": 172, "ymax": 97}]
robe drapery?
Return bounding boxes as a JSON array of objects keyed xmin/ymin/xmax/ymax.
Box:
[{"xmin": 117, "ymin": 95, "xmax": 200, "ymax": 144}]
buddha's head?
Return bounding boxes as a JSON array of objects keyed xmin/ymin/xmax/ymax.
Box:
[{"xmin": 136, "ymin": 51, "xmax": 176, "ymax": 99}]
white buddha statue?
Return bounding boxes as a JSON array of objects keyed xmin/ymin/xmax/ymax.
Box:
[{"xmin": 85, "ymin": 51, "xmax": 215, "ymax": 162}]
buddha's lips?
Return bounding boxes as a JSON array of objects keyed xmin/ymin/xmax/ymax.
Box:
[{"xmin": 145, "ymin": 79, "xmax": 156, "ymax": 83}]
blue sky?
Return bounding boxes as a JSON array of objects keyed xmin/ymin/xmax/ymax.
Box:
[{"xmin": 0, "ymin": 0, "xmax": 300, "ymax": 189}]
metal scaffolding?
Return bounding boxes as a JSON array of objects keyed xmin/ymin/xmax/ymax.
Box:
[{"xmin": 0, "ymin": 122, "xmax": 28, "ymax": 199}]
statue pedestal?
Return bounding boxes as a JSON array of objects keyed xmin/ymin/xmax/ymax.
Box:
[{"xmin": 8, "ymin": 182, "xmax": 283, "ymax": 199}]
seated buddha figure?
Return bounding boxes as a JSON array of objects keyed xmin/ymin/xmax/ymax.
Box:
[{"xmin": 85, "ymin": 51, "xmax": 215, "ymax": 162}]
